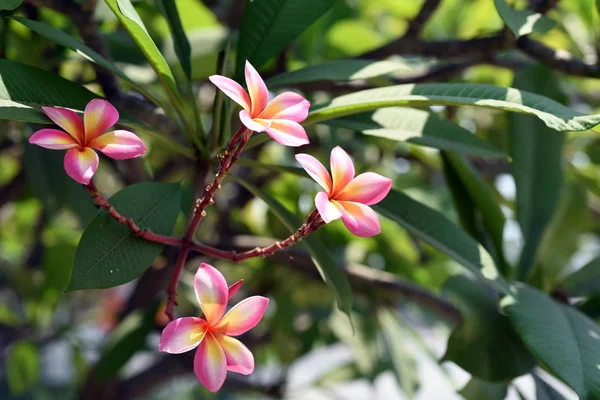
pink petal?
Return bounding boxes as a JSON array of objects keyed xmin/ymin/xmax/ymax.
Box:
[
  {"xmin": 209, "ymin": 75, "xmax": 251, "ymax": 112},
  {"xmin": 63, "ymin": 147, "xmax": 99, "ymax": 185},
  {"xmin": 84, "ymin": 99, "xmax": 119, "ymax": 143},
  {"xmin": 315, "ymin": 191, "xmax": 342, "ymax": 223},
  {"xmin": 194, "ymin": 333, "xmax": 227, "ymax": 393},
  {"xmin": 258, "ymin": 92, "xmax": 310, "ymax": 122},
  {"xmin": 194, "ymin": 263, "xmax": 229, "ymax": 325},
  {"xmin": 29, "ymin": 129, "xmax": 78, "ymax": 150},
  {"xmin": 337, "ymin": 173, "xmax": 393, "ymax": 205},
  {"xmin": 88, "ymin": 130, "xmax": 147, "ymax": 160},
  {"xmin": 330, "ymin": 146, "xmax": 355, "ymax": 196},
  {"xmin": 158, "ymin": 317, "xmax": 207, "ymax": 354},
  {"xmin": 337, "ymin": 201, "xmax": 381, "ymax": 237},
  {"xmin": 228, "ymin": 280, "xmax": 244, "ymax": 300},
  {"xmin": 41, "ymin": 106, "xmax": 85, "ymax": 144},
  {"xmin": 215, "ymin": 296, "xmax": 269, "ymax": 336},
  {"xmin": 265, "ymin": 119, "xmax": 309, "ymax": 147},
  {"xmin": 214, "ymin": 333, "xmax": 254, "ymax": 375},
  {"xmin": 295, "ymin": 154, "xmax": 332, "ymax": 192},
  {"xmin": 244, "ymin": 61, "xmax": 269, "ymax": 116},
  {"xmin": 239, "ymin": 110, "xmax": 270, "ymax": 132}
]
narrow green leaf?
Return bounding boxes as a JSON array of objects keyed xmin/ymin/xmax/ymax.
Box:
[
  {"xmin": 236, "ymin": 0, "xmax": 337, "ymax": 78},
  {"xmin": 374, "ymin": 190, "xmax": 509, "ymax": 293},
  {"xmin": 267, "ymin": 59, "xmax": 413, "ymax": 88},
  {"xmin": 494, "ymin": 0, "xmax": 555, "ymax": 37},
  {"xmin": 459, "ymin": 378, "xmax": 508, "ymax": 400},
  {"xmin": 42, "ymin": 243, "xmax": 76, "ymax": 296},
  {"xmin": 11, "ymin": 17, "xmax": 157, "ymax": 104},
  {"xmin": 6, "ymin": 341, "xmax": 39, "ymax": 396},
  {"xmin": 502, "ymin": 283, "xmax": 600, "ymax": 399},
  {"xmin": 0, "ymin": 58, "xmax": 98, "ymax": 123},
  {"xmin": 378, "ymin": 309, "xmax": 419, "ymax": 398},
  {"xmin": 534, "ymin": 374, "xmax": 567, "ymax": 400},
  {"xmin": 235, "ymin": 158, "xmax": 307, "ymax": 177},
  {"xmin": 443, "ymin": 152, "xmax": 507, "ymax": 272},
  {"xmin": 67, "ymin": 183, "xmax": 181, "ymax": 291},
  {"xmin": 231, "ymin": 176, "xmax": 353, "ymax": 317},
  {"xmin": 442, "ymin": 276, "xmax": 536, "ymax": 381},
  {"xmin": 306, "ymin": 83, "xmax": 600, "ymax": 132},
  {"xmin": 510, "ymin": 65, "xmax": 565, "ymax": 280},
  {"xmin": 326, "ymin": 107, "xmax": 505, "ymax": 157},
  {"xmin": 156, "ymin": 0, "xmax": 192, "ymax": 81},
  {"xmin": 0, "ymin": 0, "xmax": 21, "ymax": 11},
  {"xmin": 561, "ymin": 256, "xmax": 600, "ymax": 297}
]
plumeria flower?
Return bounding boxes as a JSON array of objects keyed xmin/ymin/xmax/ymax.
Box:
[
  {"xmin": 209, "ymin": 61, "xmax": 310, "ymax": 147},
  {"xmin": 296, "ymin": 146, "xmax": 393, "ymax": 237},
  {"xmin": 159, "ymin": 263, "xmax": 269, "ymax": 392},
  {"xmin": 29, "ymin": 99, "xmax": 147, "ymax": 185}
]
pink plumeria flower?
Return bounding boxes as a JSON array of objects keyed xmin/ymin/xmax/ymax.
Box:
[
  {"xmin": 159, "ymin": 263, "xmax": 269, "ymax": 392},
  {"xmin": 296, "ymin": 146, "xmax": 393, "ymax": 237},
  {"xmin": 28, "ymin": 99, "xmax": 147, "ymax": 185},
  {"xmin": 209, "ymin": 61, "xmax": 310, "ymax": 147}
]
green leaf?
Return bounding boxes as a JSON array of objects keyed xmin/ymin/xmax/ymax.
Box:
[
  {"xmin": 459, "ymin": 378, "xmax": 508, "ymax": 400},
  {"xmin": 96, "ymin": 303, "xmax": 159, "ymax": 381},
  {"xmin": 231, "ymin": 176, "xmax": 353, "ymax": 317},
  {"xmin": 502, "ymin": 283, "xmax": 600, "ymax": 399},
  {"xmin": 561, "ymin": 256, "xmax": 600, "ymax": 297},
  {"xmin": 494, "ymin": 0, "xmax": 555, "ymax": 37},
  {"xmin": 23, "ymin": 143, "xmax": 97, "ymax": 225},
  {"xmin": 534, "ymin": 374, "xmax": 567, "ymax": 400},
  {"xmin": 0, "ymin": 58, "xmax": 98, "ymax": 123},
  {"xmin": 378, "ymin": 309, "xmax": 419, "ymax": 399},
  {"xmin": 42, "ymin": 243, "xmax": 76, "ymax": 296},
  {"xmin": 510, "ymin": 65, "xmax": 566, "ymax": 280},
  {"xmin": 373, "ymin": 190, "xmax": 509, "ymax": 293},
  {"xmin": 306, "ymin": 83, "xmax": 600, "ymax": 132},
  {"xmin": 442, "ymin": 276, "xmax": 536, "ymax": 381},
  {"xmin": 326, "ymin": 107, "xmax": 505, "ymax": 157},
  {"xmin": 11, "ymin": 17, "xmax": 157, "ymax": 103},
  {"xmin": 104, "ymin": 0, "xmax": 182, "ymax": 110},
  {"xmin": 0, "ymin": 0, "xmax": 21, "ymax": 11},
  {"xmin": 236, "ymin": 0, "xmax": 337, "ymax": 77},
  {"xmin": 67, "ymin": 183, "xmax": 181, "ymax": 291},
  {"xmin": 267, "ymin": 59, "xmax": 413, "ymax": 88},
  {"xmin": 6, "ymin": 341, "xmax": 39, "ymax": 396},
  {"xmin": 442, "ymin": 152, "xmax": 507, "ymax": 272},
  {"xmin": 156, "ymin": 0, "xmax": 192, "ymax": 81}
]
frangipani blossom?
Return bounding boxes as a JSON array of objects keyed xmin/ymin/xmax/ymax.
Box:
[
  {"xmin": 159, "ymin": 263, "xmax": 269, "ymax": 392},
  {"xmin": 296, "ymin": 146, "xmax": 392, "ymax": 237},
  {"xmin": 29, "ymin": 99, "xmax": 147, "ymax": 185},
  {"xmin": 209, "ymin": 61, "xmax": 310, "ymax": 147}
]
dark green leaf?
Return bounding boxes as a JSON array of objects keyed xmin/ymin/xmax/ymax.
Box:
[
  {"xmin": 374, "ymin": 190, "xmax": 509, "ymax": 293},
  {"xmin": 378, "ymin": 309, "xmax": 419, "ymax": 398},
  {"xmin": 6, "ymin": 341, "xmax": 39, "ymax": 396},
  {"xmin": 306, "ymin": 82, "xmax": 600, "ymax": 132},
  {"xmin": 502, "ymin": 283, "xmax": 600, "ymax": 399},
  {"xmin": 561, "ymin": 256, "xmax": 600, "ymax": 297},
  {"xmin": 534, "ymin": 373, "xmax": 567, "ymax": 400},
  {"xmin": 67, "ymin": 183, "xmax": 181, "ymax": 291},
  {"xmin": 494, "ymin": 0, "xmax": 555, "ymax": 37},
  {"xmin": 0, "ymin": 59, "xmax": 98, "ymax": 123},
  {"xmin": 236, "ymin": 0, "xmax": 337, "ymax": 78},
  {"xmin": 231, "ymin": 176, "xmax": 353, "ymax": 317},
  {"xmin": 326, "ymin": 107, "xmax": 505, "ymax": 157},
  {"xmin": 442, "ymin": 276, "xmax": 536, "ymax": 381},
  {"xmin": 11, "ymin": 17, "xmax": 156, "ymax": 103},
  {"xmin": 511, "ymin": 65, "xmax": 566, "ymax": 280},
  {"xmin": 156, "ymin": 0, "xmax": 192, "ymax": 81},
  {"xmin": 0, "ymin": 0, "xmax": 21, "ymax": 11},
  {"xmin": 42, "ymin": 243, "xmax": 76, "ymax": 296},
  {"xmin": 442, "ymin": 152, "xmax": 507, "ymax": 272},
  {"xmin": 459, "ymin": 378, "xmax": 508, "ymax": 400},
  {"xmin": 267, "ymin": 59, "xmax": 413, "ymax": 87}
]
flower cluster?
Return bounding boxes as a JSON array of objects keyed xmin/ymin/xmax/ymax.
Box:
[{"xmin": 29, "ymin": 61, "xmax": 392, "ymax": 392}]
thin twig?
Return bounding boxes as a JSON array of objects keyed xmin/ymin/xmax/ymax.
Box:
[{"xmin": 403, "ymin": 0, "xmax": 441, "ymax": 39}]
